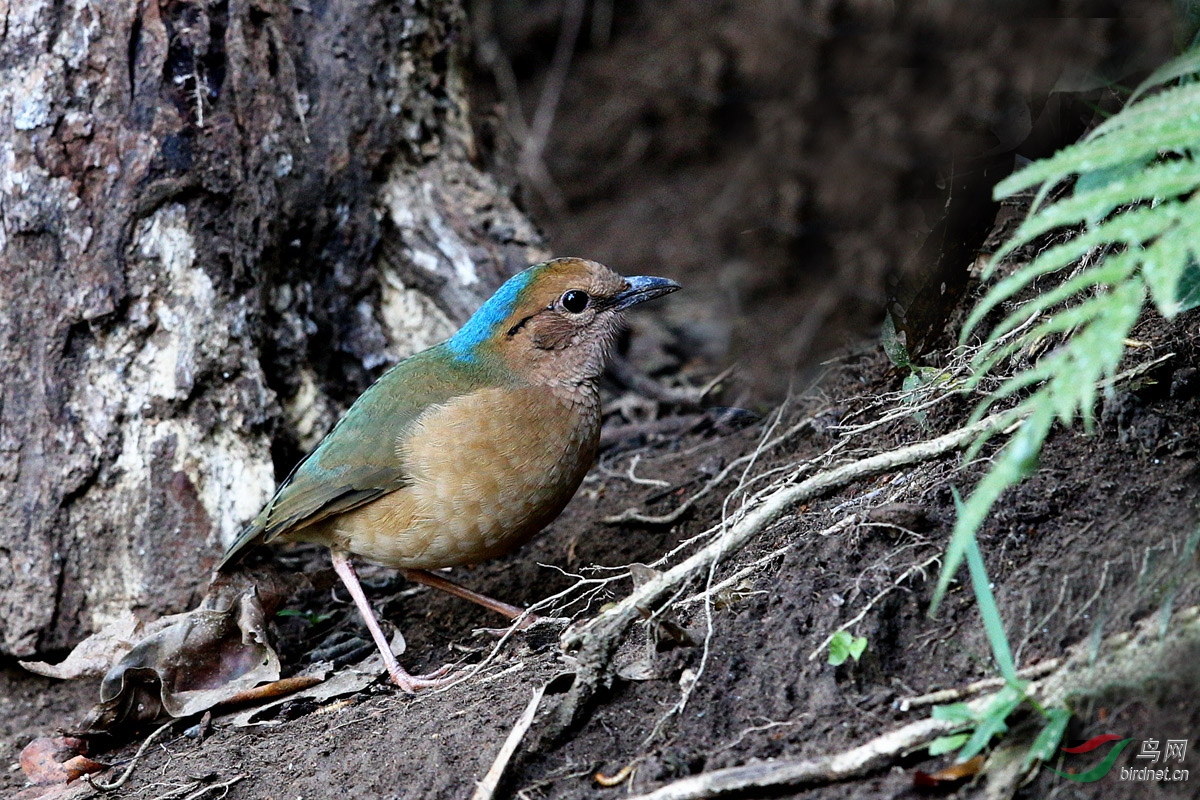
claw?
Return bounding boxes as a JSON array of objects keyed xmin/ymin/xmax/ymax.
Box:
[{"xmin": 389, "ymin": 663, "xmax": 460, "ymax": 693}]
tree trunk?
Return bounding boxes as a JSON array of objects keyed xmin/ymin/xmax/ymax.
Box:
[{"xmin": 0, "ymin": 0, "xmax": 544, "ymax": 657}]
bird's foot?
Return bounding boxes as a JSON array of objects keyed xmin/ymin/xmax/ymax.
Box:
[{"xmin": 388, "ymin": 662, "xmax": 460, "ymax": 693}]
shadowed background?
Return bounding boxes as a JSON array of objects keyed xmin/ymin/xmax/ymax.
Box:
[{"xmin": 467, "ymin": 0, "xmax": 1175, "ymax": 400}]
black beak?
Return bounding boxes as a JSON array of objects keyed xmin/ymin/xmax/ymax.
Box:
[{"xmin": 611, "ymin": 275, "xmax": 681, "ymax": 311}]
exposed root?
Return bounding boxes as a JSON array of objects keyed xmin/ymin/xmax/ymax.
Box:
[
  {"xmin": 895, "ymin": 659, "xmax": 1061, "ymax": 711},
  {"xmin": 148, "ymin": 775, "xmax": 243, "ymax": 800},
  {"xmin": 806, "ymin": 551, "xmax": 943, "ymax": 661},
  {"xmin": 471, "ymin": 685, "xmax": 546, "ymax": 800},
  {"xmin": 630, "ymin": 715, "xmax": 957, "ymax": 800},
  {"xmin": 540, "ymin": 408, "xmax": 1024, "ymax": 746},
  {"xmin": 628, "ymin": 606, "xmax": 1200, "ymax": 799},
  {"xmin": 84, "ymin": 719, "xmax": 178, "ymax": 791},
  {"xmin": 568, "ymin": 409, "xmax": 1021, "ymax": 651},
  {"xmin": 604, "ymin": 411, "xmax": 818, "ymax": 525}
]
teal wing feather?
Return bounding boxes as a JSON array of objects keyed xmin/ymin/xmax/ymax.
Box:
[{"xmin": 218, "ymin": 345, "xmax": 506, "ymax": 569}]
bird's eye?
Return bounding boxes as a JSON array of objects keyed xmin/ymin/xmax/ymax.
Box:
[{"xmin": 560, "ymin": 290, "xmax": 591, "ymax": 313}]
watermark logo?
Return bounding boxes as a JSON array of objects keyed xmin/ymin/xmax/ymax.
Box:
[
  {"xmin": 1049, "ymin": 734, "xmax": 1133, "ymax": 783},
  {"xmin": 1050, "ymin": 734, "xmax": 1189, "ymax": 783}
]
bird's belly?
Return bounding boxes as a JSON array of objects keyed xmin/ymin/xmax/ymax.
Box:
[{"xmin": 329, "ymin": 386, "xmax": 598, "ymax": 569}]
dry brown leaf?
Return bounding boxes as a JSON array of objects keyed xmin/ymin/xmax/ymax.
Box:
[
  {"xmin": 913, "ymin": 754, "xmax": 986, "ymax": 788},
  {"xmin": 81, "ymin": 576, "xmax": 284, "ymax": 731},
  {"xmin": 19, "ymin": 736, "xmax": 105, "ymax": 785},
  {"xmin": 221, "ymin": 665, "xmax": 376, "ymax": 727},
  {"xmin": 20, "ymin": 611, "xmax": 146, "ymax": 680}
]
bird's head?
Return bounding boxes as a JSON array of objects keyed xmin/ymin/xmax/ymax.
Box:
[{"xmin": 446, "ymin": 258, "xmax": 680, "ymax": 387}]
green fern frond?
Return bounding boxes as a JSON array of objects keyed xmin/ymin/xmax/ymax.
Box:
[
  {"xmin": 995, "ymin": 122, "xmax": 1198, "ymax": 201},
  {"xmin": 1141, "ymin": 192, "xmax": 1200, "ymax": 315},
  {"xmin": 1004, "ymin": 160, "xmax": 1200, "ymax": 248},
  {"xmin": 1090, "ymin": 81, "xmax": 1200, "ymax": 136},
  {"xmin": 933, "ymin": 44, "xmax": 1200, "ymax": 617},
  {"xmin": 966, "ymin": 202, "xmax": 1174, "ymax": 331},
  {"xmin": 986, "ymin": 253, "xmax": 1137, "ymax": 343},
  {"xmin": 1129, "ymin": 45, "xmax": 1200, "ymax": 100}
]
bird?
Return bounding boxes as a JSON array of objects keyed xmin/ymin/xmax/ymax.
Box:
[{"xmin": 218, "ymin": 257, "xmax": 680, "ymax": 691}]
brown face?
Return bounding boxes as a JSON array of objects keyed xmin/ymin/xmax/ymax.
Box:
[
  {"xmin": 489, "ymin": 258, "xmax": 679, "ymax": 387},
  {"xmin": 512, "ymin": 260, "xmax": 626, "ymax": 351}
]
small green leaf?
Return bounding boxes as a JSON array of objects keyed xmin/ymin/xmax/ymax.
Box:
[
  {"xmin": 1024, "ymin": 707, "xmax": 1072, "ymax": 769},
  {"xmin": 931, "ymin": 702, "xmax": 975, "ymax": 725},
  {"xmin": 848, "ymin": 634, "xmax": 867, "ymax": 661},
  {"xmin": 827, "ymin": 632, "xmax": 851, "ymax": 665},
  {"xmin": 957, "ymin": 686, "xmax": 1025, "ymax": 762},
  {"xmin": 827, "ymin": 630, "xmax": 868, "ymax": 666},
  {"xmin": 929, "ymin": 734, "xmax": 970, "ymax": 756},
  {"xmin": 881, "ymin": 313, "xmax": 910, "ymax": 368},
  {"xmin": 1175, "ymin": 257, "xmax": 1200, "ymax": 313}
]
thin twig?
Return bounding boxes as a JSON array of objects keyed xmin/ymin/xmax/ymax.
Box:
[
  {"xmin": 85, "ymin": 719, "xmax": 178, "ymax": 791},
  {"xmin": 895, "ymin": 659, "xmax": 1061, "ymax": 711},
  {"xmin": 182, "ymin": 776, "xmax": 242, "ymax": 800},
  {"xmin": 631, "ymin": 606, "xmax": 1200, "ymax": 799},
  {"xmin": 604, "ymin": 413, "xmax": 816, "ymax": 525},
  {"xmin": 564, "ymin": 407, "xmax": 1022, "ymax": 654},
  {"xmin": 806, "ymin": 552, "xmax": 942, "ymax": 661},
  {"xmin": 472, "ymin": 685, "xmax": 547, "ymax": 800}
]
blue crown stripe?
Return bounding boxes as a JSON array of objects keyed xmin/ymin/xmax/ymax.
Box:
[{"xmin": 446, "ymin": 267, "xmax": 537, "ymax": 360}]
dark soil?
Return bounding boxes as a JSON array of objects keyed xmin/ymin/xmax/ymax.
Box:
[
  {"xmin": 5, "ymin": 3, "xmax": 1200, "ymax": 800},
  {"xmin": 7, "ymin": 320, "xmax": 1200, "ymax": 799}
]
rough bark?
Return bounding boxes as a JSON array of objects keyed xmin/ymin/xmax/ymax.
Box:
[{"xmin": 0, "ymin": 0, "xmax": 544, "ymax": 656}]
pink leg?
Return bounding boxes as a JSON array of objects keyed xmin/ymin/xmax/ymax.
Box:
[
  {"xmin": 400, "ymin": 568, "xmax": 538, "ymax": 629},
  {"xmin": 330, "ymin": 550, "xmax": 457, "ymax": 693}
]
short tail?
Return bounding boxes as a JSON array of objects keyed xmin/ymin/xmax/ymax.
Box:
[{"xmin": 216, "ymin": 509, "xmax": 269, "ymax": 571}]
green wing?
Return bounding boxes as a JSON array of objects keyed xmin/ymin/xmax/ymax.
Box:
[{"xmin": 218, "ymin": 345, "xmax": 503, "ymax": 569}]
